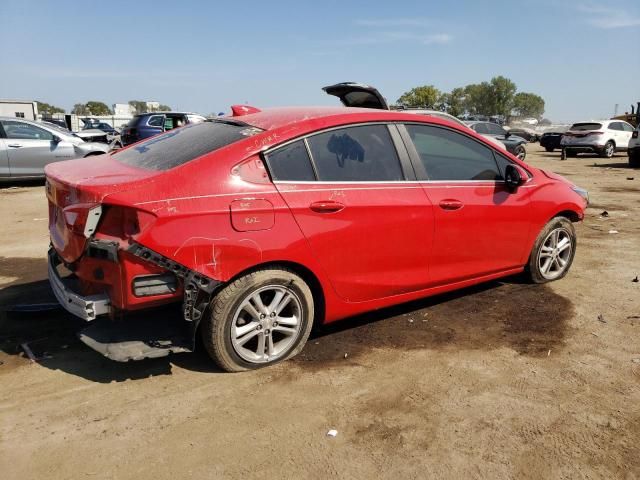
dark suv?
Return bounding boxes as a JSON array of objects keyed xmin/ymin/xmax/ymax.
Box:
[{"xmin": 120, "ymin": 112, "xmax": 206, "ymax": 146}]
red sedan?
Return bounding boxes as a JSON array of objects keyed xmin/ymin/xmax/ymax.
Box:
[{"xmin": 45, "ymin": 106, "xmax": 588, "ymax": 371}]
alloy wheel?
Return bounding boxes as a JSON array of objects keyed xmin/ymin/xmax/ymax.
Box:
[
  {"xmin": 230, "ymin": 285, "xmax": 303, "ymax": 363},
  {"xmin": 537, "ymin": 228, "xmax": 573, "ymax": 280}
]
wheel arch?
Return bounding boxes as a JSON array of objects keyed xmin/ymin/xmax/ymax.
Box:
[{"xmin": 553, "ymin": 209, "xmax": 581, "ymax": 223}]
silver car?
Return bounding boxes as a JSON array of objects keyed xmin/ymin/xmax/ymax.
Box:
[{"xmin": 0, "ymin": 117, "xmax": 109, "ymax": 181}]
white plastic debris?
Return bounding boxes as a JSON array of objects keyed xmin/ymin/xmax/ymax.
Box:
[
  {"xmin": 326, "ymin": 429, "xmax": 338, "ymax": 437},
  {"xmin": 608, "ymin": 230, "xmax": 619, "ymax": 234}
]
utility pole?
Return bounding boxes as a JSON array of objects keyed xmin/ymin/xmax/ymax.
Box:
[{"xmin": 613, "ymin": 103, "xmax": 619, "ymax": 117}]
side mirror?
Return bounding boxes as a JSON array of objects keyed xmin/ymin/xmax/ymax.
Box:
[
  {"xmin": 52, "ymin": 135, "xmax": 61, "ymax": 144},
  {"xmin": 504, "ymin": 130, "xmax": 511, "ymax": 138},
  {"xmin": 504, "ymin": 164, "xmax": 525, "ymax": 191}
]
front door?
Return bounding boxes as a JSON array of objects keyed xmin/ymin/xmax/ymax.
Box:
[
  {"xmin": 265, "ymin": 124, "xmax": 434, "ymax": 302},
  {"xmin": 1, "ymin": 120, "xmax": 75, "ymax": 177},
  {"xmin": 402, "ymin": 123, "xmax": 532, "ymax": 285}
]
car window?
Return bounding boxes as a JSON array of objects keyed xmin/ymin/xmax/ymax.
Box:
[
  {"xmin": 113, "ymin": 121, "xmax": 262, "ymax": 171},
  {"xmin": 187, "ymin": 115, "xmax": 206, "ymax": 124},
  {"xmin": 306, "ymin": 125, "xmax": 404, "ymax": 182},
  {"xmin": 2, "ymin": 121, "xmax": 54, "ymax": 141},
  {"xmin": 472, "ymin": 123, "xmax": 488, "ymax": 134},
  {"xmin": 147, "ymin": 115, "xmax": 165, "ymax": 127},
  {"xmin": 406, "ymin": 124, "xmax": 501, "ymax": 181},
  {"xmin": 621, "ymin": 123, "xmax": 634, "ymax": 132},
  {"xmin": 485, "ymin": 123, "xmax": 505, "ymax": 135},
  {"xmin": 608, "ymin": 122, "xmax": 621, "ymax": 131},
  {"xmin": 266, "ymin": 140, "xmax": 316, "ymax": 181},
  {"xmin": 571, "ymin": 123, "xmax": 602, "ymax": 131}
]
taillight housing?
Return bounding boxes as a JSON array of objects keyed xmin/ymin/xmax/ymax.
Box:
[
  {"xmin": 587, "ymin": 131, "xmax": 603, "ymax": 136},
  {"xmin": 63, "ymin": 203, "xmax": 101, "ymax": 236},
  {"xmin": 633, "ymin": 131, "xmax": 639, "ymax": 139},
  {"xmin": 96, "ymin": 205, "xmax": 156, "ymax": 239}
]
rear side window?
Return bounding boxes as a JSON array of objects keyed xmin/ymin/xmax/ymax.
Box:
[
  {"xmin": 406, "ymin": 124, "xmax": 501, "ymax": 181},
  {"xmin": 306, "ymin": 125, "xmax": 404, "ymax": 181},
  {"xmin": 113, "ymin": 121, "xmax": 259, "ymax": 171},
  {"xmin": 621, "ymin": 123, "xmax": 634, "ymax": 132},
  {"xmin": 266, "ymin": 140, "xmax": 316, "ymax": 181},
  {"xmin": 147, "ymin": 115, "xmax": 164, "ymax": 127}
]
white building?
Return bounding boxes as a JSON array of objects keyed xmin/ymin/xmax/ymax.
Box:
[
  {"xmin": 0, "ymin": 99, "xmax": 38, "ymax": 120},
  {"xmin": 113, "ymin": 103, "xmax": 134, "ymax": 116}
]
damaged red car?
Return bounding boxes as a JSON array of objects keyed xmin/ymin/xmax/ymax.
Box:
[{"xmin": 46, "ymin": 100, "xmax": 588, "ymax": 371}]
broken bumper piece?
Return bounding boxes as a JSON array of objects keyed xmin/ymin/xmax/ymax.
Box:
[
  {"xmin": 48, "ymin": 249, "xmax": 110, "ymax": 321},
  {"xmin": 78, "ymin": 314, "xmax": 192, "ymax": 362}
]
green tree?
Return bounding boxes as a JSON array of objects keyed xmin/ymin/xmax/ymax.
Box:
[
  {"xmin": 37, "ymin": 101, "xmax": 65, "ymax": 116},
  {"xmin": 463, "ymin": 83, "xmax": 492, "ymax": 115},
  {"xmin": 158, "ymin": 104, "xmax": 171, "ymax": 111},
  {"xmin": 84, "ymin": 101, "xmax": 111, "ymax": 115},
  {"xmin": 71, "ymin": 103, "xmax": 89, "ymax": 115},
  {"xmin": 397, "ymin": 85, "xmax": 442, "ymax": 108},
  {"xmin": 440, "ymin": 87, "xmax": 466, "ymax": 117},
  {"xmin": 128, "ymin": 100, "xmax": 148, "ymax": 114},
  {"xmin": 512, "ymin": 92, "xmax": 545, "ymax": 119},
  {"xmin": 488, "ymin": 76, "xmax": 517, "ymax": 118}
]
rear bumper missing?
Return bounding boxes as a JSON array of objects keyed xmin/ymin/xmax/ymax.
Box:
[{"xmin": 48, "ymin": 249, "xmax": 111, "ymax": 321}]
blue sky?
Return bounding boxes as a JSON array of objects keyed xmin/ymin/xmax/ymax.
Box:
[{"xmin": 2, "ymin": 0, "xmax": 639, "ymax": 122}]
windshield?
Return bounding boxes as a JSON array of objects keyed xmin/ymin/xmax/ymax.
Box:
[
  {"xmin": 570, "ymin": 123, "xmax": 602, "ymax": 131},
  {"xmin": 112, "ymin": 120, "xmax": 262, "ymax": 171}
]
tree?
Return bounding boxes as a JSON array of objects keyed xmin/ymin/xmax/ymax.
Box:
[
  {"xmin": 512, "ymin": 92, "xmax": 545, "ymax": 119},
  {"xmin": 37, "ymin": 101, "xmax": 65, "ymax": 116},
  {"xmin": 128, "ymin": 100, "xmax": 148, "ymax": 114},
  {"xmin": 158, "ymin": 104, "xmax": 171, "ymax": 111},
  {"xmin": 71, "ymin": 103, "xmax": 89, "ymax": 115},
  {"xmin": 488, "ymin": 76, "xmax": 517, "ymax": 118},
  {"xmin": 397, "ymin": 85, "xmax": 442, "ymax": 109},
  {"xmin": 463, "ymin": 83, "xmax": 492, "ymax": 115},
  {"xmin": 84, "ymin": 101, "xmax": 111, "ymax": 115},
  {"xmin": 440, "ymin": 87, "xmax": 466, "ymax": 117}
]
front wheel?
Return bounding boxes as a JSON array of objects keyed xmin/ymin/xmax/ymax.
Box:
[
  {"xmin": 201, "ymin": 268, "xmax": 314, "ymax": 372},
  {"xmin": 525, "ymin": 217, "xmax": 576, "ymax": 284}
]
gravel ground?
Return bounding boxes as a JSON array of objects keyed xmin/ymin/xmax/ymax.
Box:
[{"xmin": 0, "ymin": 144, "xmax": 639, "ymax": 479}]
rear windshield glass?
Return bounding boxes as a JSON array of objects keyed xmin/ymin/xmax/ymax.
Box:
[
  {"xmin": 113, "ymin": 121, "xmax": 261, "ymax": 171},
  {"xmin": 570, "ymin": 123, "xmax": 602, "ymax": 131}
]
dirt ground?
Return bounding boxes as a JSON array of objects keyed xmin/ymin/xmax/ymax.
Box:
[{"xmin": 1, "ymin": 144, "xmax": 639, "ymax": 479}]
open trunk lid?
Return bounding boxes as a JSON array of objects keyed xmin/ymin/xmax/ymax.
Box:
[
  {"xmin": 322, "ymin": 82, "xmax": 389, "ymax": 110},
  {"xmin": 45, "ymin": 155, "xmax": 159, "ymax": 263}
]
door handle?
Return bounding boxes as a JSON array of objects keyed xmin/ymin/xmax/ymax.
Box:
[
  {"xmin": 439, "ymin": 199, "xmax": 463, "ymax": 211},
  {"xmin": 309, "ymin": 201, "xmax": 345, "ymax": 213},
  {"xmin": 7, "ymin": 144, "xmax": 23, "ymax": 148}
]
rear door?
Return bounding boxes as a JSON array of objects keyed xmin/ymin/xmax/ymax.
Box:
[
  {"xmin": 1, "ymin": 120, "xmax": 75, "ymax": 177},
  {"xmin": 266, "ymin": 123, "xmax": 435, "ymax": 302},
  {"xmin": 0, "ymin": 123, "xmax": 9, "ymax": 178},
  {"xmin": 401, "ymin": 123, "xmax": 532, "ymax": 285},
  {"xmin": 619, "ymin": 122, "xmax": 634, "ymax": 148}
]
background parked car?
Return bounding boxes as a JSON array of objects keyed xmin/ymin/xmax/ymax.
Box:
[
  {"xmin": 466, "ymin": 121, "xmax": 528, "ymax": 160},
  {"xmin": 82, "ymin": 121, "xmax": 119, "ymax": 135},
  {"xmin": 120, "ymin": 112, "xmax": 206, "ymax": 146},
  {"xmin": 0, "ymin": 117, "xmax": 108, "ymax": 180},
  {"xmin": 628, "ymin": 124, "xmax": 640, "ymax": 167},
  {"xmin": 539, "ymin": 130, "xmax": 567, "ymax": 152},
  {"xmin": 505, "ymin": 126, "xmax": 539, "ymax": 142},
  {"xmin": 561, "ymin": 120, "xmax": 635, "ymax": 158}
]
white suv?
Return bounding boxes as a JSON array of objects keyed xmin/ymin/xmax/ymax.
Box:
[
  {"xmin": 561, "ymin": 120, "xmax": 635, "ymax": 159},
  {"xmin": 628, "ymin": 124, "xmax": 639, "ymax": 167}
]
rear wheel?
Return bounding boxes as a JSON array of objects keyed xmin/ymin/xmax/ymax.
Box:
[
  {"xmin": 201, "ymin": 268, "xmax": 314, "ymax": 372},
  {"xmin": 601, "ymin": 141, "xmax": 615, "ymax": 158},
  {"xmin": 629, "ymin": 151, "xmax": 640, "ymax": 168},
  {"xmin": 545, "ymin": 147, "xmax": 554, "ymax": 152},
  {"xmin": 514, "ymin": 145, "xmax": 526, "ymax": 161},
  {"xmin": 526, "ymin": 217, "xmax": 576, "ymax": 284}
]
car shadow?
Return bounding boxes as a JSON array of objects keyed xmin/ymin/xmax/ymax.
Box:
[
  {"xmin": 588, "ymin": 162, "xmax": 634, "ymax": 169},
  {"xmin": 0, "ymin": 179, "xmax": 45, "ymax": 189}
]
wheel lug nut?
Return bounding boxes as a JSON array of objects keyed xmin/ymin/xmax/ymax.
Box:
[
  {"xmin": 270, "ymin": 312, "xmax": 276, "ymax": 317},
  {"xmin": 265, "ymin": 329, "xmax": 270, "ymax": 334},
  {"xmin": 260, "ymin": 314, "xmax": 266, "ymax": 319},
  {"xmin": 273, "ymin": 322, "xmax": 278, "ymax": 327}
]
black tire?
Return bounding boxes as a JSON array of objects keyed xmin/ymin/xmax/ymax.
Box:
[
  {"xmin": 566, "ymin": 151, "xmax": 577, "ymax": 158},
  {"xmin": 201, "ymin": 267, "xmax": 314, "ymax": 372},
  {"xmin": 525, "ymin": 217, "xmax": 576, "ymax": 284},
  {"xmin": 514, "ymin": 145, "xmax": 526, "ymax": 161},
  {"xmin": 545, "ymin": 147, "xmax": 554, "ymax": 152},
  {"xmin": 629, "ymin": 152, "xmax": 640, "ymax": 168},
  {"xmin": 600, "ymin": 141, "xmax": 615, "ymax": 158}
]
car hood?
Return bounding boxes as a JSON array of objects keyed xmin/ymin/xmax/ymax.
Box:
[{"xmin": 323, "ymin": 82, "xmax": 389, "ymax": 110}]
